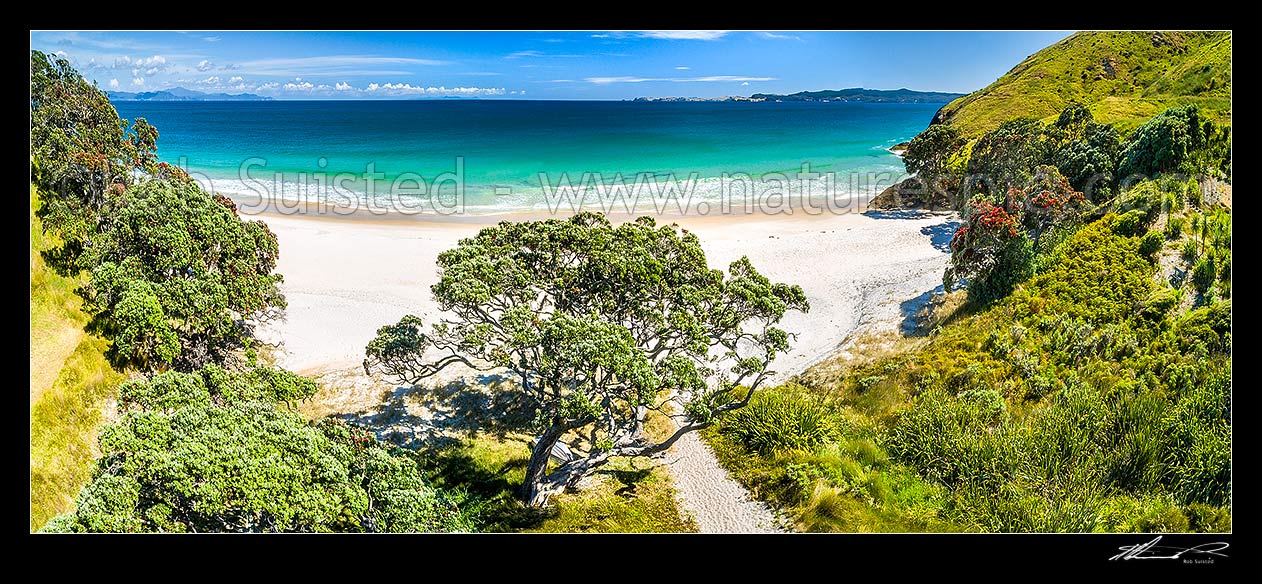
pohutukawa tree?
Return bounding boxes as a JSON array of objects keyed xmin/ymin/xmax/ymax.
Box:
[
  {"xmin": 30, "ymin": 50, "xmax": 158, "ymax": 267},
  {"xmin": 946, "ymin": 165, "xmax": 1084, "ymax": 304},
  {"xmin": 364, "ymin": 212, "xmax": 808, "ymax": 506},
  {"xmin": 82, "ymin": 175, "xmax": 285, "ymax": 371}
]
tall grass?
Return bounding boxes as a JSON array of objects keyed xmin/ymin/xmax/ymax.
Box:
[{"xmin": 30, "ymin": 186, "xmax": 125, "ymax": 530}]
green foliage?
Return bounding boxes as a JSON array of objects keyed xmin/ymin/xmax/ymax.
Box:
[
  {"xmin": 1118, "ymin": 105, "xmax": 1230, "ymax": 179},
  {"xmin": 1138, "ymin": 230, "xmax": 1164, "ymax": 257},
  {"xmin": 1181, "ymin": 238, "xmax": 1200, "ymax": 263},
  {"xmin": 933, "ymin": 31, "xmax": 1231, "ymax": 138},
  {"xmin": 364, "ymin": 212, "xmax": 808, "ymax": 504},
  {"xmin": 44, "ymin": 367, "xmax": 472, "ymax": 533},
  {"xmin": 722, "ymin": 387, "xmax": 842, "ymax": 454},
  {"xmin": 1019, "ymin": 218, "xmax": 1154, "ymax": 323},
  {"xmin": 1192, "ymin": 254, "xmax": 1217, "ymax": 295},
  {"xmin": 708, "ymin": 211, "xmax": 1230, "ymax": 532},
  {"xmin": 965, "ymin": 235, "xmax": 1034, "ymax": 306},
  {"xmin": 966, "ymin": 118, "xmax": 1050, "ymax": 188},
  {"xmin": 1165, "ymin": 215, "xmax": 1186, "ymax": 239},
  {"xmin": 704, "ymin": 388, "xmax": 956, "ymax": 532},
  {"xmin": 30, "ymin": 50, "xmax": 158, "ymax": 267},
  {"xmin": 902, "ymin": 124, "xmax": 966, "ymax": 202},
  {"xmin": 81, "ymin": 179, "xmax": 285, "ymax": 371},
  {"xmin": 904, "ymin": 124, "xmax": 966, "ymax": 177},
  {"xmin": 1112, "ymin": 209, "xmax": 1148, "ymax": 237},
  {"xmin": 1053, "ymin": 121, "xmax": 1122, "ymax": 197},
  {"xmin": 1140, "ymin": 287, "xmax": 1181, "ymax": 320}
]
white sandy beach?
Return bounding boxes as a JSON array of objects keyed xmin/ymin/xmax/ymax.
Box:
[{"xmin": 255, "ymin": 209, "xmax": 957, "ymax": 381}]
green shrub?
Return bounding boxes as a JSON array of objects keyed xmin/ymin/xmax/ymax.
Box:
[
  {"xmin": 1118, "ymin": 105, "xmax": 1223, "ymax": 178},
  {"xmin": 1181, "ymin": 238, "xmax": 1200, "ymax": 263},
  {"xmin": 1165, "ymin": 215, "xmax": 1185, "ymax": 239},
  {"xmin": 722, "ymin": 390, "xmax": 841, "ymax": 454},
  {"xmin": 967, "ymin": 236, "xmax": 1035, "ymax": 305},
  {"xmin": 1192, "ymin": 254, "xmax": 1217, "ymax": 295},
  {"xmin": 1186, "ymin": 503, "xmax": 1231, "ymax": 532},
  {"xmin": 1140, "ymin": 287, "xmax": 1182, "ymax": 320},
  {"xmin": 1112, "ymin": 209, "xmax": 1148, "ymax": 236},
  {"xmin": 1138, "ymin": 230, "xmax": 1163, "ymax": 257}
]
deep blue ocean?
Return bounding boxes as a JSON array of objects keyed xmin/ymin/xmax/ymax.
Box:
[{"xmin": 113, "ymin": 100, "xmax": 937, "ymax": 213}]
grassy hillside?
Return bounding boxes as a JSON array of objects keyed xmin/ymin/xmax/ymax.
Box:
[
  {"xmin": 704, "ymin": 179, "xmax": 1231, "ymax": 532},
  {"xmin": 936, "ymin": 31, "xmax": 1231, "ymax": 137},
  {"xmin": 30, "ymin": 187, "xmax": 125, "ymax": 531}
]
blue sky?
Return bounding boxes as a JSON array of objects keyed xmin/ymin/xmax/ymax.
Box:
[{"xmin": 30, "ymin": 31, "xmax": 1073, "ymax": 100}]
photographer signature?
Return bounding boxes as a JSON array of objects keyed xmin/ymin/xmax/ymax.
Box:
[{"xmin": 1110, "ymin": 536, "xmax": 1230, "ymax": 561}]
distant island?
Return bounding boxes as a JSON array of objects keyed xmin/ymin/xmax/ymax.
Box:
[
  {"xmin": 633, "ymin": 88, "xmax": 966, "ymax": 103},
  {"xmin": 108, "ymin": 86, "xmax": 272, "ymax": 102}
]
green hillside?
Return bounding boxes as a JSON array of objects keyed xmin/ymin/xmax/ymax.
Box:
[
  {"xmin": 30, "ymin": 186, "xmax": 125, "ymax": 531},
  {"xmin": 936, "ymin": 31, "xmax": 1231, "ymax": 137}
]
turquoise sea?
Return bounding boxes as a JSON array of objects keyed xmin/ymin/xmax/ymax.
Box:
[{"xmin": 113, "ymin": 100, "xmax": 937, "ymax": 214}]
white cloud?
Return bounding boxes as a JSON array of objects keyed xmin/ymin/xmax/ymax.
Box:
[
  {"xmin": 548, "ymin": 79, "xmax": 575, "ymax": 83},
  {"xmin": 675, "ymin": 66, "xmax": 690, "ymax": 70},
  {"xmin": 202, "ymin": 36, "xmax": 221, "ymax": 42},
  {"xmin": 742, "ymin": 81, "xmax": 750, "ymax": 86},
  {"xmin": 258, "ymin": 82, "xmax": 279, "ymax": 90},
  {"xmin": 196, "ymin": 59, "xmax": 215, "ymax": 71},
  {"xmin": 109, "ymin": 78, "xmax": 120, "ymax": 88},
  {"xmin": 198, "ymin": 76, "xmax": 221, "ymax": 85},
  {"xmin": 132, "ymin": 77, "xmax": 144, "ymax": 86},
  {"xmin": 335, "ymin": 81, "xmax": 352, "ymax": 91},
  {"xmin": 585, "ymin": 75, "xmax": 776, "ymax": 84},
  {"xmin": 228, "ymin": 76, "xmax": 243, "ymax": 83},
  {"xmin": 363, "ymin": 82, "xmax": 506, "ymax": 97},
  {"xmin": 111, "ymin": 55, "xmax": 167, "ymax": 76},
  {"xmin": 756, "ymin": 32, "xmax": 802, "ymax": 41},
  {"xmin": 637, "ymin": 31, "xmax": 729, "ymax": 40},
  {"xmin": 506, "ymin": 50, "xmax": 544, "ymax": 59},
  {"xmin": 591, "ymin": 34, "xmax": 610, "ymax": 38}
]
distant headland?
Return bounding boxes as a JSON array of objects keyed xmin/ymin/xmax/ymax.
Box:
[{"xmin": 632, "ymin": 87, "xmax": 966, "ymax": 103}]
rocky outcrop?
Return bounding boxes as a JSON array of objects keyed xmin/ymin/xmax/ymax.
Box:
[
  {"xmin": 930, "ymin": 103, "xmax": 951, "ymax": 126},
  {"xmin": 870, "ymin": 176, "xmax": 962, "ymax": 210}
]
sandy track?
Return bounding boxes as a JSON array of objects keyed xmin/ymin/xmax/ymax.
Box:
[{"xmin": 665, "ymin": 429, "xmax": 790, "ymax": 533}]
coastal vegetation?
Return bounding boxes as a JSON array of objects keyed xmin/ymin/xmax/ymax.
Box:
[
  {"xmin": 364, "ymin": 213, "xmax": 808, "ymax": 507},
  {"xmin": 31, "ymin": 50, "xmax": 470, "ymax": 532},
  {"xmin": 704, "ymin": 32, "xmax": 1231, "ymax": 531},
  {"xmin": 707, "ymin": 197, "xmax": 1231, "ymax": 531},
  {"xmin": 30, "ymin": 185, "xmax": 125, "ymax": 530},
  {"xmin": 45, "ymin": 366, "xmax": 473, "ymax": 532}
]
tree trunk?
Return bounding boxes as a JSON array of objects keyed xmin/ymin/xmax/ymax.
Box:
[{"xmin": 521, "ymin": 424, "xmax": 565, "ymax": 508}]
